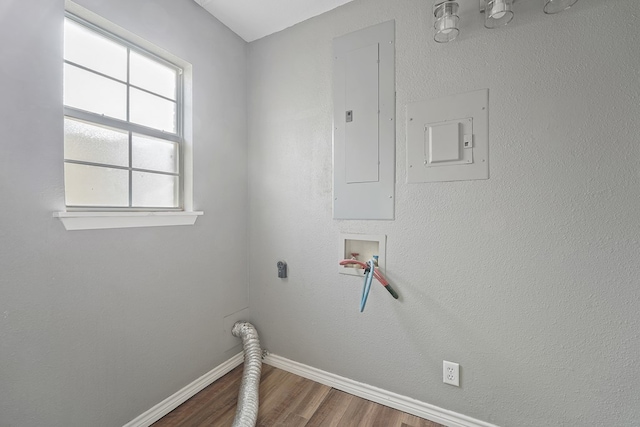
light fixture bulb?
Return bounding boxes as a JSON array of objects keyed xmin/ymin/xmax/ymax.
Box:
[
  {"xmin": 484, "ymin": 0, "xmax": 514, "ymax": 29},
  {"xmin": 433, "ymin": 1, "xmax": 460, "ymax": 43},
  {"xmin": 544, "ymin": 0, "xmax": 579, "ymax": 14}
]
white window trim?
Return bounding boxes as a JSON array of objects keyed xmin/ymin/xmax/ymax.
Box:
[{"xmin": 56, "ymin": 1, "xmax": 203, "ymax": 231}]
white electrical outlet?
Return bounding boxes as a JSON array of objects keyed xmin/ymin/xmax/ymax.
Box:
[{"xmin": 443, "ymin": 361, "xmax": 460, "ymax": 387}]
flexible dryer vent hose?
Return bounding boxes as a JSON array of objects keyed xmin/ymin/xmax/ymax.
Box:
[{"xmin": 231, "ymin": 321, "xmax": 262, "ymax": 427}]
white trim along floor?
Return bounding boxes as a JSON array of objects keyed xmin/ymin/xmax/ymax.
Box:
[{"xmin": 122, "ymin": 352, "xmax": 499, "ymax": 427}]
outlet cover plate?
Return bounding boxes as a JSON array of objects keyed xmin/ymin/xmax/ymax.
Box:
[{"xmin": 443, "ymin": 360, "xmax": 460, "ymax": 387}]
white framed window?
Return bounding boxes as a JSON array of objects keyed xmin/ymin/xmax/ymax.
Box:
[{"xmin": 55, "ymin": 3, "xmax": 202, "ymax": 230}]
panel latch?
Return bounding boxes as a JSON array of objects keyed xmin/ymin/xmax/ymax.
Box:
[{"xmin": 346, "ymin": 110, "xmax": 353, "ymax": 122}]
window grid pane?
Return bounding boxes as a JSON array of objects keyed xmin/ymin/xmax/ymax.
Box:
[
  {"xmin": 64, "ymin": 64, "xmax": 127, "ymax": 120},
  {"xmin": 64, "ymin": 163, "xmax": 130, "ymax": 207},
  {"xmin": 130, "ymin": 50, "xmax": 177, "ymax": 100},
  {"xmin": 64, "ymin": 17, "xmax": 180, "ymax": 134},
  {"xmin": 63, "ymin": 130, "xmax": 179, "ymax": 208},
  {"xmin": 63, "ymin": 13, "xmax": 183, "ymax": 210},
  {"xmin": 64, "ymin": 18, "xmax": 127, "ymax": 81},
  {"xmin": 132, "ymin": 134, "xmax": 179, "ymax": 174},
  {"xmin": 64, "ymin": 118, "xmax": 129, "ymax": 167},
  {"xmin": 129, "ymin": 88, "xmax": 176, "ymax": 133},
  {"xmin": 132, "ymin": 172, "xmax": 179, "ymax": 208}
]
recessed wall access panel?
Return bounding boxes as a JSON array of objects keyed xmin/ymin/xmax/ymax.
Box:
[
  {"xmin": 222, "ymin": 307, "xmax": 250, "ymax": 351},
  {"xmin": 333, "ymin": 20, "xmax": 395, "ymax": 220},
  {"xmin": 407, "ymin": 89, "xmax": 489, "ymax": 183},
  {"xmin": 339, "ymin": 233, "xmax": 386, "ymax": 277}
]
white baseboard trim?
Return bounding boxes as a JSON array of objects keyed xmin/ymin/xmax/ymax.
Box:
[
  {"xmin": 263, "ymin": 354, "xmax": 498, "ymax": 427},
  {"xmin": 123, "ymin": 352, "xmax": 244, "ymax": 427}
]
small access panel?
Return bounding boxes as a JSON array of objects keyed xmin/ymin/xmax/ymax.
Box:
[{"xmin": 407, "ymin": 89, "xmax": 489, "ymax": 183}]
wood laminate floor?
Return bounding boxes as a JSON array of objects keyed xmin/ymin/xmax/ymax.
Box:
[{"xmin": 152, "ymin": 364, "xmax": 444, "ymax": 427}]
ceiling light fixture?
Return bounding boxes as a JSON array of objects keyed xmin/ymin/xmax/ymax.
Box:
[
  {"xmin": 433, "ymin": 1, "xmax": 460, "ymax": 43},
  {"xmin": 543, "ymin": 0, "xmax": 579, "ymax": 14},
  {"xmin": 482, "ymin": 0, "xmax": 514, "ymax": 29},
  {"xmin": 433, "ymin": 0, "xmax": 580, "ymax": 42}
]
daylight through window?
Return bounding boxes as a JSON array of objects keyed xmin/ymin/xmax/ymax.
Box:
[{"xmin": 63, "ymin": 14, "xmax": 183, "ymax": 209}]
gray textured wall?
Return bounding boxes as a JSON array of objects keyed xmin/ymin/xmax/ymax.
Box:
[
  {"xmin": 0, "ymin": 1, "xmax": 248, "ymax": 426},
  {"xmin": 247, "ymin": 0, "xmax": 640, "ymax": 426}
]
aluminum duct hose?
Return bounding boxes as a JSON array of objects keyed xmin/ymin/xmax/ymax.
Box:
[{"xmin": 231, "ymin": 321, "xmax": 262, "ymax": 427}]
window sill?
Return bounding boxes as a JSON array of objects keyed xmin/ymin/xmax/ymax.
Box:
[{"xmin": 53, "ymin": 211, "xmax": 204, "ymax": 231}]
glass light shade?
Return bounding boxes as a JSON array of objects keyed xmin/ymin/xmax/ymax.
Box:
[
  {"xmin": 484, "ymin": 0, "xmax": 514, "ymax": 28},
  {"xmin": 433, "ymin": 1, "xmax": 460, "ymax": 43},
  {"xmin": 544, "ymin": 0, "xmax": 579, "ymax": 14}
]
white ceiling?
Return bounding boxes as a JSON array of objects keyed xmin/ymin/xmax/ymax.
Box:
[{"xmin": 194, "ymin": 0, "xmax": 356, "ymax": 42}]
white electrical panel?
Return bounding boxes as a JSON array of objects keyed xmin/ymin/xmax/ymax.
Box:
[
  {"xmin": 407, "ymin": 89, "xmax": 489, "ymax": 183},
  {"xmin": 333, "ymin": 20, "xmax": 395, "ymax": 220}
]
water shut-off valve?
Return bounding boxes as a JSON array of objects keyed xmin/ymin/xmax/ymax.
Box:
[{"xmin": 339, "ymin": 259, "xmax": 399, "ymax": 312}]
